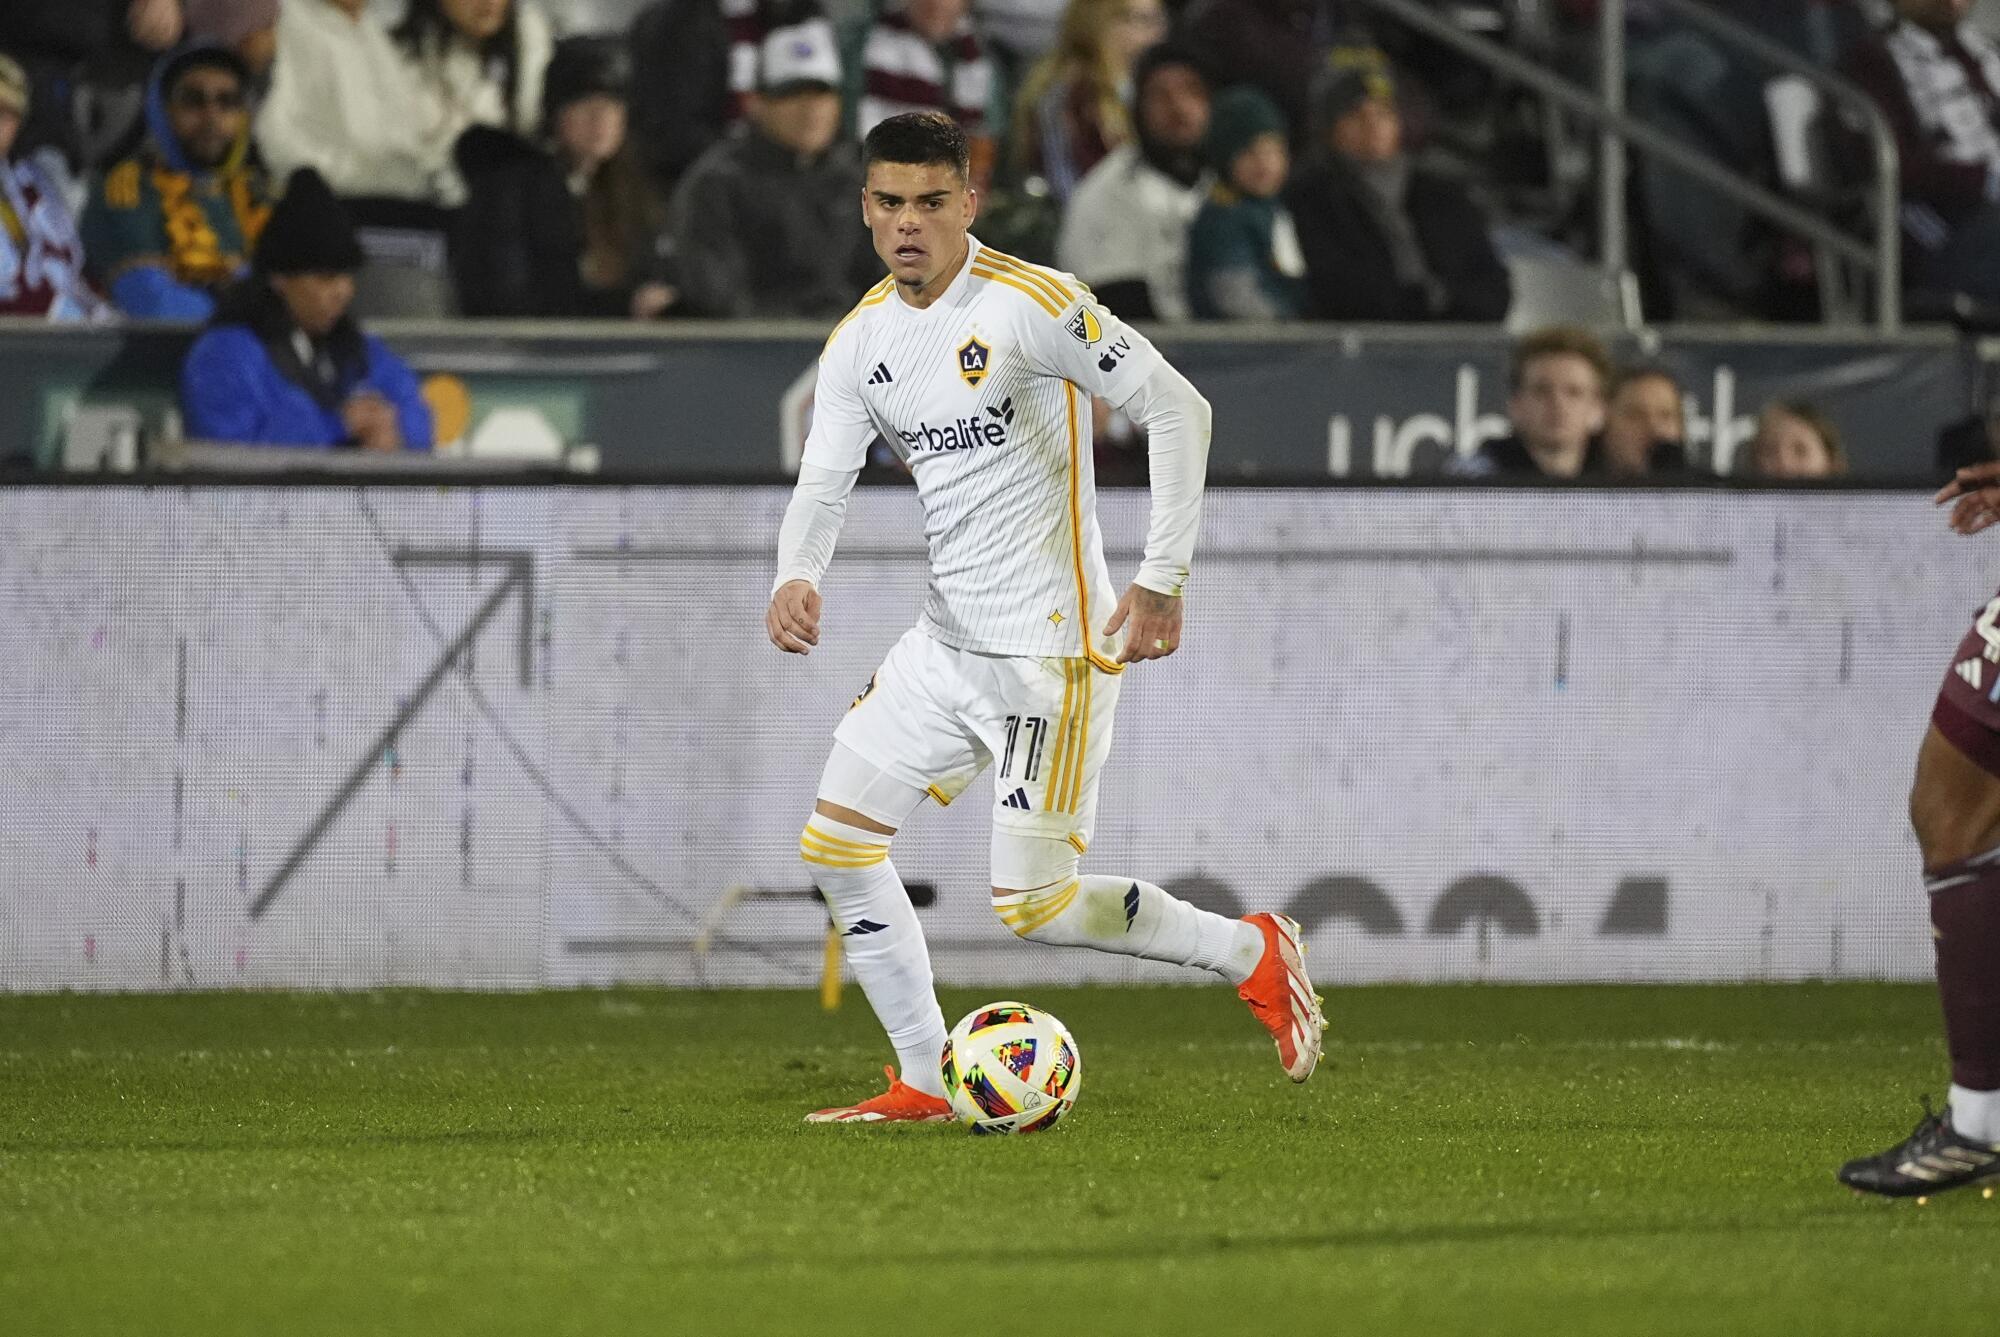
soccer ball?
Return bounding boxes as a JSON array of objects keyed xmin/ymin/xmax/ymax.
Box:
[{"xmin": 939, "ymin": 1001, "xmax": 1082, "ymax": 1134}]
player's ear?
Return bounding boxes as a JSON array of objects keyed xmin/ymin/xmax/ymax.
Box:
[{"xmin": 963, "ymin": 183, "xmax": 979, "ymax": 227}]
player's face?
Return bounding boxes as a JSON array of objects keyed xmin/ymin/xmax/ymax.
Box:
[
  {"xmin": 1509, "ymin": 353, "xmax": 1606, "ymax": 456},
  {"xmin": 1602, "ymin": 374, "xmax": 1683, "ymax": 473},
  {"xmin": 863, "ymin": 160, "xmax": 977, "ymax": 292}
]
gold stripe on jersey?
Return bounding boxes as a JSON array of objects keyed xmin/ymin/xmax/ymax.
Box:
[
  {"xmin": 1067, "ymin": 833, "xmax": 1088, "ymax": 855},
  {"xmin": 978, "ymin": 248, "xmax": 1076, "ymax": 306},
  {"xmin": 1063, "ymin": 383, "xmax": 1127, "ymax": 676},
  {"xmin": 969, "ymin": 264, "xmax": 1062, "ymax": 318},
  {"xmin": 822, "ymin": 277, "xmax": 895, "ymax": 352},
  {"xmin": 1042, "ymin": 659, "xmax": 1079, "ymax": 812}
]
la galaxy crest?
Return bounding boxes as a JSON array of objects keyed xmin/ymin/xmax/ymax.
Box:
[{"xmin": 957, "ymin": 336, "xmax": 990, "ymax": 387}]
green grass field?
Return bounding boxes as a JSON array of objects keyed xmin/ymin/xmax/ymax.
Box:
[{"xmin": 2, "ymin": 984, "xmax": 1995, "ymax": 1336}]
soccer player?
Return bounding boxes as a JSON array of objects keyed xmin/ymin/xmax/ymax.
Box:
[
  {"xmin": 1837, "ymin": 460, "xmax": 2000, "ymax": 1196},
  {"xmin": 768, "ymin": 112, "xmax": 1325, "ymax": 1123}
]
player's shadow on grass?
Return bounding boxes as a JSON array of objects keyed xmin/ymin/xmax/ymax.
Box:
[
  {"xmin": 679, "ymin": 1211, "xmax": 1863, "ymax": 1273},
  {"xmin": 3, "ymin": 1127, "xmax": 562, "ymax": 1155}
]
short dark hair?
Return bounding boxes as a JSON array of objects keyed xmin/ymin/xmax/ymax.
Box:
[
  {"xmin": 161, "ymin": 46, "xmax": 250, "ymax": 99},
  {"xmin": 862, "ymin": 112, "xmax": 970, "ymax": 181},
  {"xmin": 1508, "ymin": 325, "xmax": 1612, "ymax": 395}
]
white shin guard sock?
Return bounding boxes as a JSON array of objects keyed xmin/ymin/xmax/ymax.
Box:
[
  {"xmin": 802, "ymin": 816, "xmax": 948, "ymax": 1096},
  {"xmin": 1950, "ymin": 1083, "xmax": 2000, "ymax": 1145},
  {"xmin": 994, "ymin": 874, "xmax": 1265, "ymax": 984}
]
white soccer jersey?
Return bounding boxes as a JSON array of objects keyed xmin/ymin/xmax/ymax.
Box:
[{"xmin": 803, "ymin": 237, "xmax": 1168, "ymax": 666}]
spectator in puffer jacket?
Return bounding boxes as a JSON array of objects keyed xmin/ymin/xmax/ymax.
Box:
[{"xmin": 181, "ymin": 168, "xmax": 432, "ymax": 449}]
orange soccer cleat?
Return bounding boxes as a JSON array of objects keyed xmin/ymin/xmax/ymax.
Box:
[
  {"xmin": 804, "ymin": 1065, "xmax": 954, "ymax": 1124},
  {"xmin": 1236, "ymin": 912, "xmax": 1327, "ymax": 1083}
]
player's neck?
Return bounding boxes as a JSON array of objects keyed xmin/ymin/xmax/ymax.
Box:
[{"xmin": 896, "ymin": 238, "xmax": 972, "ymax": 311}]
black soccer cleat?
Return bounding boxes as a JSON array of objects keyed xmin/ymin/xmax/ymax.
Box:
[{"xmin": 1837, "ymin": 1100, "xmax": 2000, "ymax": 1199}]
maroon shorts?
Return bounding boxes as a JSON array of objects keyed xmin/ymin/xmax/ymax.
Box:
[{"xmin": 1933, "ymin": 590, "xmax": 2000, "ymax": 778}]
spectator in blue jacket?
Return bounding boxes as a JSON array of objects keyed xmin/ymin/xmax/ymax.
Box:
[
  {"xmin": 83, "ymin": 43, "xmax": 270, "ymax": 319},
  {"xmin": 181, "ymin": 167, "xmax": 432, "ymax": 449}
]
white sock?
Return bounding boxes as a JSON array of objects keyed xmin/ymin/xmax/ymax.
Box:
[
  {"xmin": 802, "ymin": 816, "xmax": 948, "ymax": 1097},
  {"xmin": 994, "ymin": 875, "xmax": 1266, "ymax": 984},
  {"xmin": 1950, "ymin": 1083, "xmax": 2000, "ymax": 1146}
]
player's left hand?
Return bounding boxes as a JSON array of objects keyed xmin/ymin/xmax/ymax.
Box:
[
  {"xmin": 1104, "ymin": 584, "xmax": 1182, "ymax": 664},
  {"xmin": 1936, "ymin": 460, "xmax": 2000, "ymax": 535}
]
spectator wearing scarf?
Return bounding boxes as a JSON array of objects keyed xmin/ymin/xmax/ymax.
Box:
[{"xmin": 84, "ymin": 42, "xmax": 269, "ymax": 319}]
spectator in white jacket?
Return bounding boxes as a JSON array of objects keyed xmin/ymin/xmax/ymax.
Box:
[
  {"xmin": 256, "ymin": 0, "xmax": 441, "ymax": 202},
  {"xmin": 1056, "ymin": 42, "xmax": 1209, "ymax": 320},
  {"xmin": 257, "ymin": 0, "xmax": 553, "ymax": 209},
  {"xmin": 392, "ymin": 0, "xmax": 554, "ymax": 160}
]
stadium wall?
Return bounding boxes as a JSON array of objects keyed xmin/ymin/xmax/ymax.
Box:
[
  {"xmin": 0, "ymin": 320, "xmax": 1971, "ymax": 479},
  {"xmin": 0, "ymin": 483, "xmax": 1977, "ymax": 992}
]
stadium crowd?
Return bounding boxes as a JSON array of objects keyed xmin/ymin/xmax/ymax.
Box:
[{"xmin": 0, "ymin": 0, "xmax": 1992, "ymax": 468}]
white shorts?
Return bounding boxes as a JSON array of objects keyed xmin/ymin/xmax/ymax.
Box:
[{"xmin": 831, "ymin": 626, "xmax": 1123, "ymax": 851}]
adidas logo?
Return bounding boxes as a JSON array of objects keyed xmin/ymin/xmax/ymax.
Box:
[
  {"xmin": 843, "ymin": 919, "xmax": 889, "ymax": 937},
  {"xmin": 867, "ymin": 363, "xmax": 894, "ymax": 385},
  {"xmin": 1958, "ymin": 658, "xmax": 1984, "ymax": 691},
  {"xmin": 1001, "ymin": 788, "xmax": 1030, "ymax": 810}
]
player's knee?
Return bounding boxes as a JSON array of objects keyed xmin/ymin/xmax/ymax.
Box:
[
  {"xmin": 799, "ymin": 811, "xmax": 892, "ymax": 880},
  {"xmin": 990, "ymin": 827, "xmax": 1081, "ymax": 938}
]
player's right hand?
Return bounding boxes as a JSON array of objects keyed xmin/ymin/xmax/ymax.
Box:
[
  {"xmin": 1936, "ymin": 460, "xmax": 2000, "ymax": 535},
  {"xmin": 767, "ymin": 580, "xmax": 822, "ymax": 654}
]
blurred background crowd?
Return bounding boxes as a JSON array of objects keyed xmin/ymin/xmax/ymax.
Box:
[{"xmin": 4, "ymin": 0, "xmax": 1997, "ymax": 469}]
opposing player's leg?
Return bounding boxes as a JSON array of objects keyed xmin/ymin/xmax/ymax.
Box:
[
  {"xmin": 801, "ymin": 633, "xmax": 985, "ymax": 1124},
  {"xmin": 976, "ymin": 658, "xmax": 1325, "ymax": 1082},
  {"xmin": 1839, "ymin": 604, "xmax": 2000, "ymax": 1195}
]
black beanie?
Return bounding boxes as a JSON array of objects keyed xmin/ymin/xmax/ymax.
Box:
[
  {"xmin": 256, "ymin": 168, "xmax": 364, "ymax": 275},
  {"xmin": 543, "ymin": 37, "xmax": 631, "ymax": 124}
]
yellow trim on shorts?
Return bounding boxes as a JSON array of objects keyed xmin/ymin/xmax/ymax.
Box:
[
  {"xmin": 1067, "ymin": 833, "xmax": 1087, "ymax": 855},
  {"xmin": 927, "ymin": 784, "xmax": 953, "ymax": 807},
  {"xmin": 1064, "ymin": 383, "xmax": 1125, "ymax": 676}
]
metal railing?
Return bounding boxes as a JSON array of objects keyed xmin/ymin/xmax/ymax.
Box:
[{"xmin": 1352, "ymin": 0, "xmax": 1903, "ymax": 331}]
